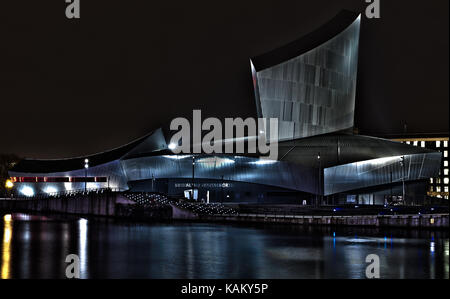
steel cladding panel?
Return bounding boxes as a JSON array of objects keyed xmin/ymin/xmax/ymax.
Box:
[
  {"xmin": 121, "ymin": 155, "xmax": 318, "ymax": 194},
  {"xmin": 253, "ymin": 16, "xmax": 360, "ymax": 141},
  {"xmin": 324, "ymin": 152, "xmax": 442, "ymax": 195}
]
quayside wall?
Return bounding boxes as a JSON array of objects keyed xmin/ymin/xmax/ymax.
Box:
[
  {"xmin": 199, "ymin": 213, "xmax": 449, "ymax": 229},
  {"xmin": 0, "ymin": 194, "xmax": 121, "ymax": 217},
  {"xmin": 1, "ymin": 197, "xmax": 448, "ymax": 228}
]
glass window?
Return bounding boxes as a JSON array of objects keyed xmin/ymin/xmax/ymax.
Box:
[
  {"xmin": 430, "ymin": 178, "xmax": 434, "ymax": 184},
  {"xmin": 421, "ymin": 141, "xmax": 425, "ymax": 148},
  {"xmin": 444, "ymin": 141, "xmax": 448, "ymax": 148},
  {"xmin": 445, "ymin": 169, "xmax": 449, "ymax": 176},
  {"xmin": 445, "ymin": 161, "xmax": 449, "ymax": 167},
  {"xmin": 430, "ymin": 186, "xmax": 434, "ymax": 192},
  {"xmin": 445, "ymin": 151, "xmax": 448, "ymax": 158},
  {"xmin": 413, "ymin": 141, "xmax": 418, "ymax": 146},
  {"xmin": 445, "ymin": 178, "xmax": 449, "ymax": 185},
  {"xmin": 406, "ymin": 141, "xmax": 410, "ymax": 145},
  {"xmin": 436, "ymin": 186, "xmax": 441, "ymax": 192},
  {"xmin": 436, "ymin": 141, "xmax": 441, "ymax": 147},
  {"xmin": 445, "ymin": 187, "xmax": 449, "ymax": 193}
]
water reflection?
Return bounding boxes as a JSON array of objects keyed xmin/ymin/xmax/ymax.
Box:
[
  {"xmin": 0, "ymin": 213, "xmax": 449, "ymax": 279},
  {"xmin": 1, "ymin": 214, "xmax": 12, "ymax": 279},
  {"xmin": 78, "ymin": 218, "xmax": 88, "ymax": 278}
]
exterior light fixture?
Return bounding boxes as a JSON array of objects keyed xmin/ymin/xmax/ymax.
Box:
[
  {"xmin": 84, "ymin": 159, "xmax": 89, "ymax": 192},
  {"xmin": 5, "ymin": 179, "xmax": 13, "ymax": 189}
]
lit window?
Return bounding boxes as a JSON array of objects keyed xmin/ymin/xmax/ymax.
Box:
[
  {"xmin": 445, "ymin": 169, "xmax": 449, "ymax": 176},
  {"xmin": 430, "ymin": 186, "xmax": 434, "ymax": 192},
  {"xmin": 444, "ymin": 141, "xmax": 448, "ymax": 148},
  {"xmin": 421, "ymin": 141, "xmax": 425, "ymax": 148},
  {"xmin": 406, "ymin": 141, "xmax": 410, "ymax": 145},
  {"xmin": 437, "ymin": 178, "xmax": 441, "ymax": 184},
  {"xmin": 436, "ymin": 186, "xmax": 441, "ymax": 192},
  {"xmin": 436, "ymin": 141, "xmax": 441, "ymax": 147},
  {"xmin": 413, "ymin": 141, "xmax": 418, "ymax": 146},
  {"xmin": 445, "ymin": 178, "xmax": 449, "ymax": 185},
  {"xmin": 445, "ymin": 161, "xmax": 449, "ymax": 167},
  {"xmin": 445, "ymin": 187, "xmax": 449, "ymax": 193},
  {"xmin": 430, "ymin": 178, "xmax": 434, "ymax": 184},
  {"xmin": 445, "ymin": 151, "xmax": 448, "ymax": 158}
]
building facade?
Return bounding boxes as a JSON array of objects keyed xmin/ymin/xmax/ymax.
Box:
[{"xmin": 386, "ymin": 135, "xmax": 449, "ymax": 200}]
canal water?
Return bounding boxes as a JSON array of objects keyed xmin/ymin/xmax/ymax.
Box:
[{"xmin": 1, "ymin": 213, "xmax": 448, "ymax": 279}]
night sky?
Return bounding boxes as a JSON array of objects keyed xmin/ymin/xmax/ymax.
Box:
[{"xmin": 0, "ymin": 0, "xmax": 448, "ymax": 159}]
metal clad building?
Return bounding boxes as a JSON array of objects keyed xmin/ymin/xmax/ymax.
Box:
[
  {"xmin": 8, "ymin": 11, "xmax": 443, "ymax": 205},
  {"xmin": 251, "ymin": 11, "xmax": 360, "ymax": 141}
]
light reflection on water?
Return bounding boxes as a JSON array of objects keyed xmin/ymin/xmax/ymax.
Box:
[
  {"xmin": 1, "ymin": 214, "xmax": 12, "ymax": 279},
  {"xmin": 0, "ymin": 213, "xmax": 448, "ymax": 279}
]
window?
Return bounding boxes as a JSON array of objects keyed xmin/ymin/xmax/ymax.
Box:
[
  {"xmin": 445, "ymin": 187, "xmax": 449, "ymax": 193},
  {"xmin": 430, "ymin": 178, "xmax": 434, "ymax": 184},
  {"xmin": 445, "ymin": 178, "xmax": 449, "ymax": 185},
  {"xmin": 444, "ymin": 141, "xmax": 448, "ymax": 148},
  {"xmin": 445, "ymin": 169, "xmax": 449, "ymax": 176},
  {"xmin": 406, "ymin": 141, "xmax": 410, "ymax": 145},
  {"xmin": 436, "ymin": 186, "xmax": 441, "ymax": 192},
  {"xmin": 421, "ymin": 141, "xmax": 425, "ymax": 148},
  {"xmin": 445, "ymin": 161, "xmax": 449, "ymax": 167},
  {"xmin": 413, "ymin": 141, "xmax": 418, "ymax": 146},
  {"xmin": 436, "ymin": 141, "xmax": 441, "ymax": 147},
  {"xmin": 445, "ymin": 151, "xmax": 448, "ymax": 158},
  {"xmin": 430, "ymin": 186, "xmax": 434, "ymax": 192}
]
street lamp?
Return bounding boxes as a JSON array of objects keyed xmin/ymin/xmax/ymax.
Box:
[
  {"xmin": 84, "ymin": 159, "xmax": 89, "ymax": 192},
  {"xmin": 5, "ymin": 179, "xmax": 13, "ymax": 198}
]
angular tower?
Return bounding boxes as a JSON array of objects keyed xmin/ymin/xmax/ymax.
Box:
[{"xmin": 251, "ymin": 11, "xmax": 361, "ymax": 141}]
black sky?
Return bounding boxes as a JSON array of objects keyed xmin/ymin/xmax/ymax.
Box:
[{"xmin": 0, "ymin": 0, "xmax": 448, "ymax": 159}]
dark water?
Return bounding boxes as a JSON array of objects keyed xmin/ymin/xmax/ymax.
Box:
[{"xmin": 1, "ymin": 213, "xmax": 448, "ymax": 279}]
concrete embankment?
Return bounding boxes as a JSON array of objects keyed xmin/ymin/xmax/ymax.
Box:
[
  {"xmin": 0, "ymin": 195, "xmax": 172, "ymax": 219},
  {"xmin": 0, "ymin": 193, "xmax": 134, "ymax": 217},
  {"xmin": 198, "ymin": 213, "xmax": 449, "ymax": 229},
  {"xmin": 1, "ymin": 197, "xmax": 448, "ymax": 228}
]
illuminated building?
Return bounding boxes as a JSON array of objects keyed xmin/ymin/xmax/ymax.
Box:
[{"xmin": 8, "ymin": 11, "xmax": 442, "ymax": 205}]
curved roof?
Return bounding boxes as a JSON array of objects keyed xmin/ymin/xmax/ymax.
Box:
[
  {"xmin": 278, "ymin": 133, "xmax": 438, "ymax": 169},
  {"xmin": 250, "ymin": 10, "xmax": 360, "ymax": 72},
  {"xmin": 10, "ymin": 129, "xmax": 167, "ymax": 173}
]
